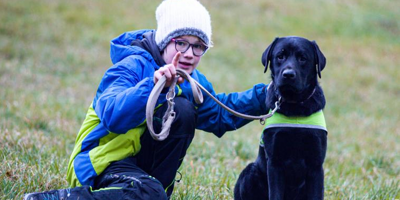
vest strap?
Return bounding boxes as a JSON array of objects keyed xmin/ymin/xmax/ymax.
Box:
[
  {"xmin": 260, "ymin": 110, "xmax": 327, "ymax": 147},
  {"xmin": 264, "ymin": 110, "xmax": 327, "ymax": 131},
  {"xmin": 264, "ymin": 123, "xmax": 327, "ymax": 131}
]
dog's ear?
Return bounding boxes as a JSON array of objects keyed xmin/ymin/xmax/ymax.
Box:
[
  {"xmin": 312, "ymin": 41, "xmax": 326, "ymax": 78},
  {"xmin": 262, "ymin": 37, "xmax": 279, "ymax": 73}
]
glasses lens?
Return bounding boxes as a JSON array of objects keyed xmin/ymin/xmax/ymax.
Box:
[
  {"xmin": 175, "ymin": 40, "xmax": 190, "ymax": 53},
  {"xmin": 192, "ymin": 44, "xmax": 207, "ymax": 56}
]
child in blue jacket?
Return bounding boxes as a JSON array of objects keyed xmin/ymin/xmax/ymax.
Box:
[{"xmin": 24, "ymin": 0, "xmax": 268, "ymax": 199}]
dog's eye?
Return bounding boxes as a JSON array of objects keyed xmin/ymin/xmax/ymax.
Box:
[
  {"xmin": 277, "ymin": 55, "xmax": 285, "ymax": 60},
  {"xmin": 299, "ymin": 56, "xmax": 307, "ymax": 62}
]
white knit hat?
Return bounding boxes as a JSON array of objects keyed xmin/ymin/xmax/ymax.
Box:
[{"xmin": 155, "ymin": 0, "xmax": 212, "ymax": 51}]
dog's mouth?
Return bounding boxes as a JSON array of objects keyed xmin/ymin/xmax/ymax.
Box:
[
  {"xmin": 275, "ymin": 81, "xmax": 305, "ymax": 100},
  {"xmin": 275, "ymin": 81, "xmax": 318, "ymax": 104},
  {"xmin": 276, "ymin": 80, "xmax": 302, "ymax": 92},
  {"xmin": 278, "ymin": 85, "xmax": 301, "ymax": 95}
]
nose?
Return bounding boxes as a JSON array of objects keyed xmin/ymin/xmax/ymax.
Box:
[
  {"xmin": 183, "ymin": 46, "xmax": 194, "ymax": 57},
  {"xmin": 282, "ymin": 69, "xmax": 296, "ymax": 79}
]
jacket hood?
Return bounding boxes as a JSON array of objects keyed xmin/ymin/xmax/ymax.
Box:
[{"xmin": 110, "ymin": 29, "xmax": 164, "ymax": 66}]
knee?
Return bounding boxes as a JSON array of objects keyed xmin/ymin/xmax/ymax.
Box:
[
  {"xmin": 139, "ymin": 176, "xmax": 168, "ymax": 200},
  {"xmin": 151, "ymin": 97, "xmax": 196, "ymax": 138},
  {"xmin": 121, "ymin": 175, "xmax": 167, "ymax": 200},
  {"xmin": 169, "ymin": 97, "xmax": 197, "ymax": 137},
  {"xmin": 173, "ymin": 97, "xmax": 197, "ymax": 123}
]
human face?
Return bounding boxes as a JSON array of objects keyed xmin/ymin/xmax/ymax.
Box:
[{"xmin": 162, "ymin": 35, "xmax": 205, "ymax": 74}]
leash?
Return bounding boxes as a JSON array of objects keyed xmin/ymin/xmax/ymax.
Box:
[{"xmin": 146, "ymin": 68, "xmax": 281, "ymax": 141}]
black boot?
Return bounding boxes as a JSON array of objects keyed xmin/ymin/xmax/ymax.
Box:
[
  {"xmin": 24, "ymin": 186, "xmax": 96, "ymax": 200},
  {"xmin": 24, "ymin": 188, "xmax": 73, "ymax": 200}
]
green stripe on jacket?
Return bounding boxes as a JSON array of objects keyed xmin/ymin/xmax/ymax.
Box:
[{"xmin": 67, "ymin": 104, "xmax": 145, "ymax": 187}]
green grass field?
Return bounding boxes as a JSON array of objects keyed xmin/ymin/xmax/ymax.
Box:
[{"xmin": 1, "ymin": 0, "xmax": 399, "ymax": 199}]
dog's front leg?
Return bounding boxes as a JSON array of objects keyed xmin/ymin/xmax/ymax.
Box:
[
  {"xmin": 305, "ymin": 132, "xmax": 327, "ymax": 200},
  {"xmin": 264, "ymin": 131, "xmax": 286, "ymax": 200},
  {"xmin": 306, "ymin": 166, "xmax": 324, "ymax": 199},
  {"xmin": 267, "ymin": 159, "xmax": 285, "ymax": 199}
]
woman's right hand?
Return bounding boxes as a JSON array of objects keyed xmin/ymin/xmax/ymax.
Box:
[{"xmin": 154, "ymin": 52, "xmax": 184, "ymax": 87}]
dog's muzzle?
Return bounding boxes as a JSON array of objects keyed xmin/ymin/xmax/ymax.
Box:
[{"xmin": 282, "ymin": 69, "xmax": 296, "ymax": 80}]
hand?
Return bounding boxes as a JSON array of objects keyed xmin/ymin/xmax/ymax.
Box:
[{"xmin": 154, "ymin": 52, "xmax": 184, "ymax": 87}]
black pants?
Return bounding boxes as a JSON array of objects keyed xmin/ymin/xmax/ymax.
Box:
[{"xmin": 91, "ymin": 97, "xmax": 197, "ymax": 199}]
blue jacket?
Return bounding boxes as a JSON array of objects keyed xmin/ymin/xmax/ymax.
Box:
[{"xmin": 67, "ymin": 29, "xmax": 268, "ymax": 187}]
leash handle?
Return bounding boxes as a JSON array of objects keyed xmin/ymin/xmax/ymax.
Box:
[
  {"xmin": 146, "ymin": 70, "xmax": 203, "ymax": 141},
  {"xmin": 146, "ymin": 75, "xmax": 171, "ymax": 141}
]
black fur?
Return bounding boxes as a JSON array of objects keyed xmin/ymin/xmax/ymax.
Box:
[{"xmin": 234, "ymin": 36, "xmax": 328, "ymax": 200}]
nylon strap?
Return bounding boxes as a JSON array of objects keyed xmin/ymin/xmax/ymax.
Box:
[{"xmin": 264, "ymin": 110, "xmax": 327, "ymax": 131}]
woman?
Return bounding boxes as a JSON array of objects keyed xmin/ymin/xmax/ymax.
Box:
[{"xmin": 24, "ymin": 0, "xmax": 268, "ymax": 199}]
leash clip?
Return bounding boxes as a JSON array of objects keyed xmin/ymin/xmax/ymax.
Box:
[
  {"xmin": 163, "ymin": 76, "xmax": 178, "ymax": 133},
  {"xmin": 259, "ymin": 97, "xmax": 281, "ymax": 125},
  {"xmin": 271, "ymin": 97, "xmax": 282, "ymax": 115},
  {"xmin": 166, "ymin": 77, "xmax": 178, "ymax": 101}
]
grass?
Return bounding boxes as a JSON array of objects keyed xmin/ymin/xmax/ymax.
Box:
[{"xmin": 1, "ymin": 0, "xmax": 399, "ymax": 199}]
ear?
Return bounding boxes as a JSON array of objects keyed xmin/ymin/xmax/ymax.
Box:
[
  {"xmin": 312, "ymin": 41, "xmax": 326, "ymax": 78},
  {"xmin": 261, "ymin": 37, "xmax": 279, "ymax": 73}
]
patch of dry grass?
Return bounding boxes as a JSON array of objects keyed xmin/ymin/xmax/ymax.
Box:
[{"xmin": 1, "ymin": 0, "xmax": 399, "ymax": 199}]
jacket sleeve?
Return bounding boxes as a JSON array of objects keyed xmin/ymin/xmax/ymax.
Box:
[
  {"xmin": 196, "ymin": 81, "xmax": 269, "ymax": 138},
  {"xmin": 93, "ymin": 56, "xmax": 165, "ymax": 134}
]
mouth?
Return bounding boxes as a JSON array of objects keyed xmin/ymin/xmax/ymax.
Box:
[
  {"xmin": 178, "ymin": 61, "xmax": 193, "ymax": 69},
  {"xmin": 279, "ymin": 85, "xmax": 301, "ymax": 93},
  {"xmin": 276, "ymin": 81, "xmax": 303, "ymax": 95}
]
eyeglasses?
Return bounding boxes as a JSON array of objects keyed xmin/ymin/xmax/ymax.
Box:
[{"xmin": 171, "ymin": 39, "xmax": 208, "ymax": 57}]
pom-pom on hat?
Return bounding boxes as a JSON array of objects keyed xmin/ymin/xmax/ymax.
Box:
[{"xmin": 155, "ymin": 0, "xmax": 212, "ymax": 51}]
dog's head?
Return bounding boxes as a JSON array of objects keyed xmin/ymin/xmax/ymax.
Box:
[{"xmin": 261, "ymin": 36, "xmax": 326, "ymax": 99}]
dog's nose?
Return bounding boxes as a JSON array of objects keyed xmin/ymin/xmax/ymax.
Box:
[{"xmin": 282, "ymin": 69, "xmax": 296, "ymax": 79}]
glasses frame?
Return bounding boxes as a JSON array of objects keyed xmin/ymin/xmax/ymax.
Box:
[{"xmin": 171, "ymin": 38, "xmax": 208, "ymax": 57}]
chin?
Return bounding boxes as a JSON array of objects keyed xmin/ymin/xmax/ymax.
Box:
[
  {"xmin": 277, "ymin": 84, "xmax": 303, "ymax": 96},
  {"xmin": 180, "ymin": 68, "xmax": 194, "ymax": 75}
]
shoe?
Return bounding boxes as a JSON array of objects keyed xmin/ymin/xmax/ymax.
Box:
[{"xmin": 23, "ymin": 188, "xmax": 71, "ymax": 200}]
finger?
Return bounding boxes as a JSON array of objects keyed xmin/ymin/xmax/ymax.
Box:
[
  {"xmin": 169, "ymin": 63, "xmax": 176, "ymax": 77},
  {"xmin": 177, "ymin": 77, "xmax": 184, "ymax": 84},
  {"xmin": 172, "ymin": 51, "xmax": 181, "ymax": 67},
  {"xmin": 163, "ymin": 66, "xmax": 172, "ymax": 81},
  {"xmin": 154, "ymin": 71, "xmax": 161, "ymax": 84}
]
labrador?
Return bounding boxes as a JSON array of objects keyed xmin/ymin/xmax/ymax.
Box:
[{"xmin": 234, "ymin": 36, "xmax": 328, "ymax": 200}]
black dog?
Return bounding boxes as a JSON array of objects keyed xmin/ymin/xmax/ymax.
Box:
[{"xmin": 234, "ymin": 36, "xmax": 327, "ymax": 200}]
